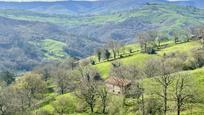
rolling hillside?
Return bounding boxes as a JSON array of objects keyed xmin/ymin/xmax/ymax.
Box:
[
  {"xmin": 35, "ymin": 40, "xmax": 204, "ymax": 115},
  {"xmin": 1, "ymin": 1, "xmax": 204, "ymax": 71},
  {"xmin": 0, "ymin": 0, "xmax": 203, "ymax": 15}
]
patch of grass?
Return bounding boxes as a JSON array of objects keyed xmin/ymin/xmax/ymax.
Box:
[
  {"xmin": 94, "ymin": 41, "xmax": 201, "ymax": 79},
  {"xmin": 95, "ymin": 53, "xmax": 156, "ymax": 78},
  {"xmin": 39, "ymin": 39, "xmax": 68, "ymax": 60},
  {"xmin": 158, "ymin": 41, "xmax": 201, "ymax": 55},
  {"xmin": 36, "ymin": 93, "xmax": 77, "ymax": 114}
]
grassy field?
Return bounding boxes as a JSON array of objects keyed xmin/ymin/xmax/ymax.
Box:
[
  {"xmin": 39, "ymin": 39, "xmax": 68, "ymax": 60},
  {"xmin": 95, "ymin": 41, "xmax": 201, "ymax": 78}
]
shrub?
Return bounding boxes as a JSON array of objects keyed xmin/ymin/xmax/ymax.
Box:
[
  {"xmin": 52, "ymin": 94, "xmax": 77, "ymax": 114},
  {"xmin": 146, "ymin": 47, "xmax": 156, "ymax": 54}
]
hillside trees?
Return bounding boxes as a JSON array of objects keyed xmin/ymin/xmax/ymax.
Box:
[
  {"xmin": 17, "ymin": 73, "xmax": 47, "ymax": 108},
  {"xmin": 107, "ymin": 40, "xmax": 122, "ymax": 59},
  {"xmin": 0, "ymin": 70, "xmax": 15, "ymax": 86},
  {"xmin": 189, "ymin": 26, "xmax": 204, "ymax": 47},
  {"xmin": 0, "ymin": 72, "xmax": 47, "ymax": 114},
  {"xmin": 96, "ymin": 48, "xmax": 102, "ymax": 62},
  {"xmin": 198, "ymin": 26, "xmax": 204, "ymax": 48},
  {"xmin": 172, "ymin": 31, "xmax": 180, "ymax": 44},
  {"xmin": 184, "ymin": 27, "xmax": 193, "ymax": 42},
  {"xmin": 104, "ymin": 49, "xmax": 111, "ymax": 61},
  {"xmin": 191, "ymin": 49, "xmax": 204, "ymax": 68},
  {"xmin": 137, "ymin": 31, "xmax": 149, "ymax": 53},
  {"xmin": 137, "ymin": 30, "xmax": 158, "ymax": 54}
]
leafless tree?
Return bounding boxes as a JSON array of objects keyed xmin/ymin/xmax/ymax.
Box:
[
  {"xmin": 76, "ymin": 66, "xmax": 100, "ymax": 113},
  {"xmin": 184, "ymin": 27, "xmax": 194, "ymax": 42},
  {"xmin": 137, "ymin": 31, "xmax": 150, "ymax": 53},
  {"xmin": 98, "ymin": 86, "xmax": 108, "ymax": 114},
  {"xmin": 172, "ymin": 31, "xmax": 180, "ymax": 44},
  {"xmin": 137, "ymin": 30, "xmax": 158, "ymax": 53},
  {"xmin": 174, "ymin": 74, "xmax": 195, "ymax": 115},
  {"xmin": 198, "ymin": 26, "xmax": 204, "ymax": 48},
  {"xmin": 155, "ymin": 58, "xmax": 175, "ymax": 115},
  {"xmin": 78, "ymin": 77, "xmax": 97, "ymax": 113},
  {"xmin": 107, "ymin": 40, "xmax": 121, "ymax": 59},
  {"xmin": 54, "ymin": 69, "xmax": 75, "ymax": 94},
  {"xmin": 143, "ymin": 58, "xmax": 160, "ymax": 78}
]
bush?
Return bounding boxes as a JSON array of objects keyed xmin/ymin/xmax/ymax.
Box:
[
  {"xmin": 51, "ymin": 94, "xmax": 77, "ymax": 114},
  {"xmin": 146, "ymin": 47, "xmax": 156, "ymax": 54},
  {"xmin": 145, "ymin": 97, "xmax": 163, "ymax": 115},
  {"xmin": 108, "ymin": 96, "xmax": 126, "ymax": 115},
  {"xmin": 36, "ymin": 109, "xmax": 52, "ymax": 115}
]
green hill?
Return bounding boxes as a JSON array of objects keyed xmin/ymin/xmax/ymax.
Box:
[
  {"xmin": 33, "ymin": 40, "xmax": 204, "ymax": 115},
  {"xmin": 1, "ymin": 3, "xmax": 204, "ymax": 71},
  {"xmin": 94, "ymin": 41, "xmax": 201, "ymax": 78}
]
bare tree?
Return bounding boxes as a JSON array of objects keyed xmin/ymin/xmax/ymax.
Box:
[
  {"xmin": 143, "ymin": 58, "xmax": 159, "ymax": 78},
  {"xmin": 172, "ymin": 31, "xmax": 180, "ymax": 44},
  {"xmin": 54, "ymin": 69, "xmax": 75, "ymax": 94},
  {"xmin": 137, "ymin": 30, "xmax": 157, "ymax": 54},
  {"xmin": 198, "ymin": 26, "xmax": 204, "ymax": 48},
  {"xmin": 76, "ymin": 67, "xmax": 100, "ymax": 113},
  {"xmin": 98, "ymin": 86, "xmax": 108, "ymax": 114},
  {"xmin": 107, "ymin": 40, "xmax": 121, "ymax": 59},
  {"xmin": 79, "ymin": 78, "xmax": 97, "ymax": 113},
  {"xmin": 155, "ymin": 58, "xmax": 175, "ymax": 115},
  {"xmin": 137, "ymin": 32, "xmax": 149, "ymax": 53},
  {"xmin": 174, "ymin": 74, "xmax": 195, "ymax": 115},
  {"xmin": 148, "ymin": 30, "xmax": 158, "ymax": 47},
  {"xmin": 184, "ymin": 27, "xmax": 193, "ymax": 42},
  {"xmin": 156, "ymin": 34, "xmax": 165, "ymax": 48}
]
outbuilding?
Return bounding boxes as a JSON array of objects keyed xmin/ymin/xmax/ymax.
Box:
[{"xmin": 105, "ymin": 77, "xmax": 131, "ymax": 94}]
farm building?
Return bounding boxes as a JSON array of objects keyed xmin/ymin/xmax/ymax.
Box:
[{"xmin": 105, "ymin": 77, "xmax": 131, "ymax": 94}]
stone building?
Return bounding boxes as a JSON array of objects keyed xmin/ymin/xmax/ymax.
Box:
[{"xmin": 105, "ymin": 77, "xmax": 131, "ymax": 94}]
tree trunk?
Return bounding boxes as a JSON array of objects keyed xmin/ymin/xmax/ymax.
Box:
[
  {"xmin": 164, "ymin": 85, "xmax": 167, "ymax": 115},
  {"xmin": 61, "ymin": 88, "xmax": 64, "ymax": 94},
  {"xmin": 177, "ymin": 99, "xmax": 181, "ymax": 115},
  {"xmin": 144, "ymin": 43, "xmax": 147, "ymax": 53},
  {"xmin": 141, "ymin": 93, "xmax": 145, "ymax": 115},
  {"xmin": 102, "ymin": 105, "xmax": 106, "ymax": 113},
  {"xmin": 177, "ymin": 104, "xmax": 181, "ymax": 115},
  {"xmin": 91, "ymin": 105, "xmax": 94, "ymax": 113},
  {"xmin": 113, "ymin": 50, "xmax": 116, "ymax": 59}
]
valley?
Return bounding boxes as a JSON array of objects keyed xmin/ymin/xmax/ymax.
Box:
[
  {"xmin": 1, "ymin": 1, "xmax": 204, "ymax": 71},
  {"xmin": 0, "ymin": 0, "xmax": 204, "ymax": 115}
]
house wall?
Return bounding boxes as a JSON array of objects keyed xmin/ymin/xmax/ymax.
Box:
[{"xmin": 106, "ymin": 83, "xmax": 122, "ymax": 94}]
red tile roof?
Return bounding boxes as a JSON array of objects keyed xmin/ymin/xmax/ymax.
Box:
[{"xmin": 105, "ymin": 77, "xmax": 131, "ymax": 87}]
